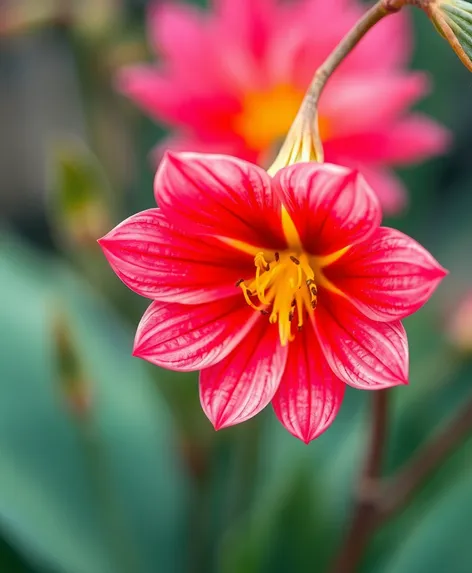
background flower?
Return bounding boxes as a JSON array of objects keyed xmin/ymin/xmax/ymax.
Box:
[{"xmin": 117, "ymin": 0, "xmax": 451, "ymax": 213}]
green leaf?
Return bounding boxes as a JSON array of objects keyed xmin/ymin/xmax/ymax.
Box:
[
  {"xmin": 0, "ymin": 535, "xmax": 38, "ymax": 573},
  {"xmin": 380, "ymin": 460, "xmax": 472, "ymax": 573},
  {"xmin": 0, "ymin": 234, "xmax": 189, "ymax": 573}
]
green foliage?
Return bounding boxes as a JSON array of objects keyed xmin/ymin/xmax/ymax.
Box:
[{"xmin": 0, "ymin": 235, "xmax": 189, "ymax": 573}]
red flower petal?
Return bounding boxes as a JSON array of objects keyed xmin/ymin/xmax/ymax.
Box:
[
  {"xmin": 116, "ymin": 66, "xmax": 239, "ymax": 133},
  {"xmin": 272, "ymin": 324, "xmax": 345, "ymax": 444},
  {"xmin": 314, "ymin": 300, "xmax": 409, "ymax": 389},
  {"xmin": 154, "ymin": 152, "xmax": 286, "ymax": 249},
  {"xmin": 321, "ymin": 73, "xmax": 429, "ymax": 136},
  {"xmin": 199, "ymin": 319, "xmax": 288, "ymax": 430},
  {"xmin": 324, "ymin": 115, "xmax": 450, "ymax": 165},
  {"xmin": 147, "ymin": 2, "xmax": 210, "ymax": 65},
  {"xmin": 369, "ymin": 115, "xmax": 451, "ymax": 164},
  {"xmin": 214, "ymin": 0, "xmax": 277, "ymax": 60},
  {"xmin": 115, "ymin": 66, "xmax": 185, "ymax": 124},
  {"xmin": 274, "ymin": 162, "xmax": 381, "ymax": 255},
  {"xmin": 98, "ymin": 209, "xmax": 253, "ymax": 303},
  {"xmin": 349, "ymin": 166, "xmax": 408, "ymax": 216},
  {"xmin": 133, "ymin": 297, "xmax": 258, "ymax": 371},
  {"xmin": 325, "ymin": 227, "xmax": 448, "ymax": 321}
]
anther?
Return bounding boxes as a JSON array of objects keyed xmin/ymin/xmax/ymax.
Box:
[
  {"xmin": 291, "ymin": 299, "xmax": 296, "ymax": 307},
  {"xmin": 290, "ymin": 256, "xmax": 300, "ymax": 265},
  {"xmin": 235, "ymin": 278, "xmax": 245, "ymax": 287},
  {"xmin": 311, "ymin": 300, "xmax": 317, "ymax": 309},
  {"xmin": 298, "ymin": 325, "xmax": 303, "ymax": 332},
  {"xmin": 306, "ymin": 279, "xmax": 314, "ymax": 286},
  {"xmin": 311, "ymin": 286, "xmax": 318, "ymax": 296},
  {"xmin": 260, "ymin": 309, "xmax": 270, "ymax": 315},
  {"xmin": 288, "ymin": 311, "xmax": 294, "ymax": 322},
  {"xmin": 275, "ymin": 252, "xmax": 280, "ymax": 262}
]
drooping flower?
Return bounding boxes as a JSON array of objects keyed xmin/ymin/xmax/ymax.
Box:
[
  {"xmin": 99, "ymin": 153, "xmax": 447, "ymax": 443},
  {"xmin": 116, "ymin": 0, "xmax": 450, "ymax": 214}
]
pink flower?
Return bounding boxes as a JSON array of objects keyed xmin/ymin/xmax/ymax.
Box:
[
  {"xmin": 117, "ymin": 0, "xmax": 450, "ymax": 214},
  {"xmin": 447, "ymin": 291, "xmax": 472, "ymax": 353},
  {"xmin": 99, "ymin": 153, "xmax": 447, "ymax": 443}
]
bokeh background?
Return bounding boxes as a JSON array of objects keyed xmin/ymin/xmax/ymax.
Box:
[{"xmin": 1, "ymin": 1, "xmax": 472, "ymax": 572}]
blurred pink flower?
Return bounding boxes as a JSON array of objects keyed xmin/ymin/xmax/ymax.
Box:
[
  {"xmin": 117, "ymin": 0, "xmax": 450, "ymax": 214},
  {"xmin": 99, "ymin": 153, "xmax": 447, "ymax": 442},
  {"xmin": 447, "ymin": 291, "xmax": 472, "ymax": 352}
]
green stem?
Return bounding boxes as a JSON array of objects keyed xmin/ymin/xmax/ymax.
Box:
[{"xmin": 381, "ymin": 392, "xmax": 472, "ymax": 517}]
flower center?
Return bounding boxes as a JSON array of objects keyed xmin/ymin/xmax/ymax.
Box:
[
  {"xmin": 233, "ymin": 83, "xmax": 331, "ymax": 154},
  {"xmin": 236, "ymin": 250, "xmax": 318, "ymax": 346}
]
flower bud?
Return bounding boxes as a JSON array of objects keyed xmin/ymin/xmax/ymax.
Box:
[
  {"xmin": 48, "ymin": 137, "xmax": 113, "ymax": 252},
  {"xmin": 427, "ymin": 0, "xmax": 472, "ymax": 72},
  {"xmin": 267, "ymin": 110, "xmax": 324, "ymax": 175},
  {"xmin": 52, "ymin": 310, "xmax": 92, "ymax": 418}
]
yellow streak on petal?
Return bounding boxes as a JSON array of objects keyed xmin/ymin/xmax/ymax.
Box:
[
  {"xmin": 313, "ymin": 245, "xmax": 351, "ymax": 268},
  {"xmin": 217, "ymin": 236, "xmax": 265, "ymax": 257},
  {"xmin": 312, "ymin": 246, "xmax": 352, "ymax": 300},
  {"xmin": 317, "ymin": 272, "xmax": 348, "ymax": 299},
  {"xmin": 281, "ymin": 206, "xmax": 302, "ymax": 250}
]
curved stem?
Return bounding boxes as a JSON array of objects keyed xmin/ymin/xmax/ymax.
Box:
[
  {"xmin": 329, "ymin": 391, "xmax": 390, "ymax": 573},
  {"xmin": 329, "ymin": 387, "xmax": 472, "ymax": 573},
  {"xmin": 304, "ymin": 1, "xmax": 391, "ymax": 160},
  {"xmin": 381, "ymin": 393, "xmax": 472, "ymax": 518},
  {"xmin": 269, "ymin": 0, "xmax": 407, "ymax": 171}
]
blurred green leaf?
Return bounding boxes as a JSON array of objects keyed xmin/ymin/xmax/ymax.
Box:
[
  {"xmin": 380, "ymin": 461, "xmax": 472, "ymax": 573},
  {"xmin": 0, "ymin": 233, "xmax": 189, "ymax": 573},
  {"xmin": 0, "ymin": 535, "xmax": 39, "ymax": 573},
  {"xmin": 218, "ymin": 388, "xmax": 369, "ymax": 573}
]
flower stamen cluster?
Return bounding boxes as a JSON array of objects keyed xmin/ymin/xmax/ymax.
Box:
[{"xmin": 236, "ymin": 249, "xmax": 318, "ymax": 345}]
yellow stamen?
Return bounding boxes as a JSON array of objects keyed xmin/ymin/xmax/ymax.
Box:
[
  {"xmin": 236, "ymin": 249, "xmax": 323, "ymax": 346},
  {"xmin": 239, "ymin": 283, "xmax": 263, "ymax": 311}
]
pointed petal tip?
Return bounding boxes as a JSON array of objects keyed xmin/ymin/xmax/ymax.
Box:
[
  {"xmin": 162, "ymin": 149, "xmax": 193, "ymax": 166},
  {"xmin": 284, "ymin": 424, "xmax": 325, "ymax": 444},
  {"xmin": 382, "ymin": 372, "xmax": 410, "ymax": 388},
  {"xmin": 132, "ymin": 333, "xmax": 148, "ymax": 360},
  {"xmin": 97, "ymin": 235, "xmax": 114, "ymax": 258},
  {"xmin": 439, "ymin": 264, "xmax": 450, "ymax": 278},
  {"xmin": 131, "ymin": 343, "xmax": 141, "ymax": 359},
  {"xmin": 96, "ymin": 236, "xmax": 108, "ymax": 249},
  {"xmin": 205, "ymin": 408, "xmax": 235, "ymax": 432},
  {"xmin": 212, "ymin": 417, "xmax": 228, "ymax": 431}
]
